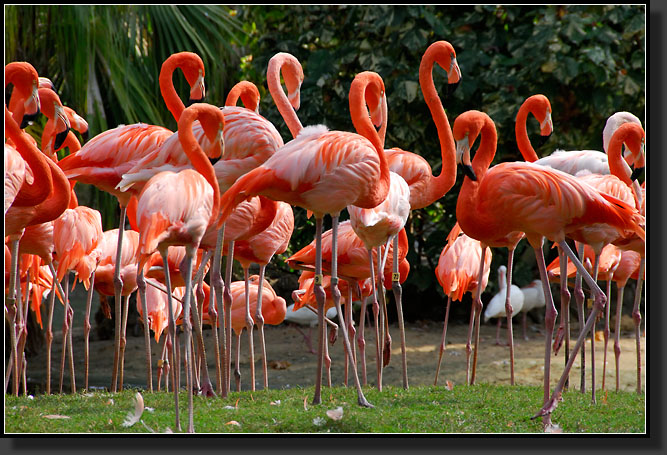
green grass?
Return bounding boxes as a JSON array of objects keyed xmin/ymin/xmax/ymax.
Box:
[{"xmin": 5, "ymin": 384, "xmax": 645, "ymax": 434}]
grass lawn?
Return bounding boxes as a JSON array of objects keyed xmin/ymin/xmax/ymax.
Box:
[{"xmin": 5, "ymin": 384, "xmax": 645, "ymax": 434}]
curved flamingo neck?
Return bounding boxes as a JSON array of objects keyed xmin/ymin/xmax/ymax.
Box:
[
  {"xmin": 267, "ymin": 53, "xmax": 303, "ymax": 139},
  {"xmin": 160, "ymin": 53, "xmax": 203, "ymax": 122},
  {"xmin": 607, "ymin": 123, "xmax": 643, "ymax": 187},
  {"xmin": 515, "ymin": 101, "xmax": 539, "ymax": 162},
  {"xmin": 6, "ymin": 62, "xmax": 39, "ymax": 123},
  {"xmin": 225, "ymin": 81, "xmax": 260, "ymax": 111},
  {"xmin": 28, "ymin": 154, "xmax": 72, "ymax": 225},
  {"xmin": 418, "ymin": 44, "xmax": 458, "ymax": 204},
  {"xmin": 5, "ymin": 106, "xmax": 53, "ymax": 207},
  {"xmin": 349, "ymin": 72, "xmax": 390, "ymax": 208},
  {"xmin": 177, "ymin": 105, "xmax": 223, "ymax": 226}
]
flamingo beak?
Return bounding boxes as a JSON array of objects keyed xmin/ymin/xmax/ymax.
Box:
[
  {"xmin": 189, "ymin": 70, "xmax": 206, "ymax": 105},
  {"xmin": 53, "ymin": 103, "xmax": 71, "ymax": 151},
  {"xmin": 456, "ymin": 135, "xmax": 477, "ymax": 181},
  {"xmin": 20, "ymin": 83, "xmax": 41, "ymax": 129},
  {"xmin": 288, "ymin": 82, "xmax": 302, "ymax": 111},
  {"xmin": 445, "ymin": 54, "xmax": 462, "ymax": 97}
]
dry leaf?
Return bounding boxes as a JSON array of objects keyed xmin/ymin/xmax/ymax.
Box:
[
  {"xmin": 326, "ymin": 406, "xmax": 344, "ymax": 421},
  {"xmin": 595, "ymin": 330, "xmax": 605, "ymax": 342},
  {"xmin": 446, "ymin": 380, "xmax": 454, "ymax": 391},
  {"xmin": 235, "ymin": 398, "xmax": 240, "ymax": 409},
  {"xmin": 121, "ymin": 392, "xmax": 145, "ymax": 428},
  {"xmin": 226, "ymin": 420, "xmax": 241, "ymax": 427},
  {"xmin": 269, "ymin": 360, "xmax": 291, "ymax": 370},
  {"xmin": 303, "ymin": 397, "xmax": 308, "ymax": 411},
  {"xmin": 270, "ymin": 400, "xmax": 281, "ymax": 406},
  {"xmin": 43, "ymin": 414, "xmax": 70, "ymax": 419}
]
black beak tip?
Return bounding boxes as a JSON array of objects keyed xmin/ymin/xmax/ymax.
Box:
[
  {"xmin": 630, "ymin": 167, "xmax": 644, "ymax": 182},
  {"xmin": 81, "ymin": 130, "xmax": 89, "ymax": 143},
  {"xmin": 461, "ymin": 163, "xmax": 477, "ymax": 181},
  {"xmin": 209, "ymin": 155, "xmax": 221, "ymax": 166},
  {"xmin": 188, "ymin": 97, "xmax": 205, "ymax": 107},
  {"xmin": 20, "ymin": 110, "xmax": 40, "ymax": 129},
  {"xmin": 535, "ymin": 132, "xmax": 552, "ymax": 148},
  {"xmin": 445, "ymin": 81, "xmax": 460, "ymax": 98},
  {"xmin": 54, "ymin": 129, "xmax": 70, "ymax": 151}
]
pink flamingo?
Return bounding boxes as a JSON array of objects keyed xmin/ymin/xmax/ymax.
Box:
[
  {"xmin": 453, "ymin": 110, "xmax": 644, "ymax": 429},
  {"xmin": 57, "ymin": 52, "xmax": 207, "ymax": 392},
  {"xmin": 232, "ymin": 201, "xmax": 294, "ymax": 390},
  {"xmin": 216, "ymin": 71, "xmax": 392, "ymax": 408},
  {"xmin": 287, "ymin": 221, "xmax": 410, "ymax": 388},
  {"xmin": 134, "ymin": 103, "xmax": 225, "ymax": 433},
  {"xmin": 348, "ymin": 170, "xmax": 410, "ymax": 390},
  {"xmin": 434, "ymin": 222, "xmax": 491, "ymax": 386},
  {"xmin": 52, "ymin": 204, "xmax": 104, "ymax": 394}
]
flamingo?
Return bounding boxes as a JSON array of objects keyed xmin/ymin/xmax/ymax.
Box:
[
  {"xmin": 216, "ymin": 71, "xmax": 393, "ymax": 408},
  {"xmin": 287, "ymin": 221, "xmax": 410, "ymax": 387},
  {"xmin": 484, "ymin": 265, "xmax": 525, "ymax": 349},
  {"xmin": 348, "ymin": 170, "xmax": 410, "ymax": 390},
  {"xmin": 434, "ymin": 222, "xmax": 491, "ymax": 386},
  {"xmin": 57, "ymin": 51, "xmax": 207, "ymax": 392},
  {"xmin": 134, "ymin": 103, "xmax": 225, "ymax": 433},
  {"xmin": 52, "ymin": 204, "xmax": 104, "ymax": 394},
  {"xmin": 453, "ymin": 110, "xmax": 644, "ymax": 429},
  {"xmin": 515, "ymin": 95, "xmax": 644, "ymax": 393},
  {"xmin": 5, "ymin": 61, "xmax": 41, "ymax": 129},
  {"xmin": 232, "ymin": 201, "xmax": 294, "ymax": 390},
  {"xmin": 518, "ymin": 279, "xmax": 546, "ymax": 341},
  {"xmin": 199, "ymin": 276, "xmax": 287, "ymax": 392},
  {"xmin": 5, "ymin": 74, "xmax": 71, "ymax": 396},
  {"xmin": 36, "ymin": 87, "xmax": 73, "ymax": 159}
]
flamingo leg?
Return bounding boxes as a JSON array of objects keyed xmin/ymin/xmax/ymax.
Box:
[
  {"xmin": 367, "ymin": 248, "xmax": 382, "ymax": 391},
  {"xmin": 255, "ymin": 264, "xmax": 269, "ymax": 389},
  {"xmin": 44, "ymin": 276, "xmax": 57, "ymax": 395},
  {"xmin": 391, "ymin": 234, "xmax": 408, "ymax": 389},
  {"xmin": 6, "ymin": 238, "xmax": 21, "ymax": 396},
  {"xmin": 182, "ymin": 258, "xmax": 215, "ymax": 398},
  {"xmin": 613, "ymin": 283, "xmax": 625, "ymax": 392},
  {"xmin": 324, "ymin": 321, "xmax": 332, "ymax": 388},
  {"xmin": 58, "ymin": 273, "xmax": 73, "ymax": 394},
  {"xmin": 136, "ymin": 268, "xmax": 153, "ymax": 392},
  {"xmin": 111, "ymin": 205, "xmax": 127, "ymax": 393},
  {"xmin": 242, "ymin": 267, "xmax": 255, "ymax": 391},
  {"xmin": 590, "ymin": 252, "xmax": 601, "ymax": 404},
  {"xmin": 83, "ymin": 269, "xmax": 96, "ymax": 391},
  {"xmin": 179, "ymin": 250, "xmax": 196, "ymax": 433},
  {"xmin": 377, "ymin": 249, "xmax": 390, "ymax": 379},
  {"xmin": 465, "ymin": 293, "xmax": 476, "ymax": 385},
  {"xmin": 211, "ymin": 224, "xmax": 227, "ymax": 397},
  {"xmin": 434, "ymin": 296, "xmax": 452, "ymax": 386},
  {"xmin": 522, "ymin": 311, "xmax": 529, "ymax": 341},
  {"xmin": 553, "ymin": 247, "xmax": 572, "ymax": 390},
  {"xmin": 602, "ymin": 276, "xmax": 613, "ymax": 392},
  {"xmin": 505, "ymin": 249, "xmax": 516, "ymax": 385},
  {"xmin": 118, "ymin": 294, "xmax": 130, "ymax": 391},
  {"xmin": 355, "ymin": 283, "xmax": 368, "ymax": 386},
  {"xmin": 223, "ymin": 240, "xmax": 235, "ymax": 397},
  {"xmin": 159, "ymin": 248, "xmax": 181, "ymax": 432},
  {"xmin": 573, "ymin": 242, "xmax": 586, "ymax": 393},
  {"xmin": 632, "ymin": 258, "xmax": 645, "ymax": 394},
  {"xmin": 534, "ymin": 240, "xmax": 608, "ymax": 425},
  {"xmin": 495, "ymin": 319, "xmax": 503, "ymax": 346},
  {"xmin": 312, "ymin": 216, "xmax": 326, "ymax": 405},
  {"xmin": 234, "ymin": 331, "xmax": 242, "ymax": 392},
  {"xmin": 330, "ymin": 215, "xmax": 373, "ymax": 408},
  {"xmin": 470, "ymin": 245, "xmax": 488, "ymax": 385}
]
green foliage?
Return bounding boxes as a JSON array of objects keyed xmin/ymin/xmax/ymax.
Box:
[{"xmin": 4, "ymin": 385, "xmax": 645, "ymax": 433}]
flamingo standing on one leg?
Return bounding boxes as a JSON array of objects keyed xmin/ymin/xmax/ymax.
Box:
[
  {"xmin": 57, "ymin": 51, "xmax": 207, "ymax": 393},
  {"xmin": 452, "ymin": 110, "xmax": 644, "ymax": 429},
  {"xmin": 216, "ymin": 72, "xmax": 393, "ymax": 408},
  {"xmin": 134, "ymin": 103, "xmax": 225, "ymax": 433},
  {"xmin": 434, "ymin": 222, "xmax": 491, "ymax": 386}
]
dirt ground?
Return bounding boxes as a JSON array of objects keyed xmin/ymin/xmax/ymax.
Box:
[{"xmin": 22, "ymin": 298, "xmax": 645, "ymax": 396}]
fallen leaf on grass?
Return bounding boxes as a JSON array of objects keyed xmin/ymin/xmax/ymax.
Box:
[
  {"xmin": 270, "ymin": 400, "xmax": 281, "ymax": 406},
  {"xmin": 326, "ymin": 406, "xmax": 344, "ymax": 421},
  {"xmin": 269, "ymin": 360, "xmax": 291, "ymax": 370},
  {"xmin": 121, "ymin": 392, "xmax": 144, "ymax": 428},
  {"xmin": 43, "ymin": 414, "xmax": 70, "ymax": 419},
  {"xmin": 226, "ymin": 420, "xmax": 241, "ymax": 427},
  {"xmin": 303, "ymin": 397, "xmax": 308, "ymax": 411},
  {"xmin": 446, "ymin": 380, "xmax": 454, "ymax": 391}
]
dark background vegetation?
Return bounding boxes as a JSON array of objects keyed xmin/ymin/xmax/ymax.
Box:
[{"xmin": 6, "ymin": 5, "xmax": 645, "ymax": 326}]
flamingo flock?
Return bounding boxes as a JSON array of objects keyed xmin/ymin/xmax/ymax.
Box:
[{"xmin": 5, "ymin": 37, "xmax": 645, "ymax": 434}]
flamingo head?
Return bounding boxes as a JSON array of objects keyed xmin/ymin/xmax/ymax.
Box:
[
  {"xmin": 172, "ymin": 52, "xmax": 206, "ymax": 105},
  {"xmin": 38, "ymin": 87, "xmax": 71, "ymax": 152},
  {"xmin": 453, "ymin": 112, "xmax": 482, "ymax": 182}
]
